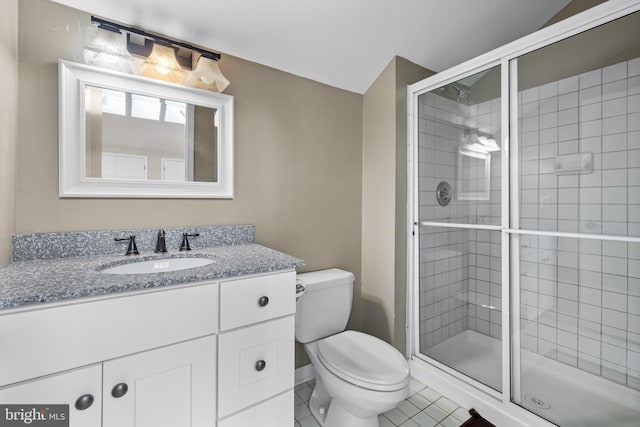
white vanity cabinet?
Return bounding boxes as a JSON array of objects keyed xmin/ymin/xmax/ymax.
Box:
[
  {"xmin": 0, "ymin": 269, "xmax": 296, "ymax": 427},
  {"xmin": 217, "ymin": 271, "xmax": 296, "ymax": 425},
  {"xmin": 102, "ymin": 335, "xmax": 216, "ymax": 427},
  {"xmin": 0, "ymin": 364, "xmax": 103, "ymax": 427}
]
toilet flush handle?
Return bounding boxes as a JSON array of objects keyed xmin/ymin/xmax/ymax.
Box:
[
  {"xmin": 255, "ymin": 360, "xmax": 266, "ymax": 371},
  {"xmin": 258, "ymin": 296, "xmax": 269, "ymax": 307}
]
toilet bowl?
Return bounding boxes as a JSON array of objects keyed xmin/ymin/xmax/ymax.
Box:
[{"xmin": 296, "ymin": 269, "xmax": 410, "ymax": 427}]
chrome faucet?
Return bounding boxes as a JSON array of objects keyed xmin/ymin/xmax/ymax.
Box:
[
  {"xmin": 115, "ymin": 235, "xmax": 139, "ymax": 255},
  {"xmin": 155, "ymin": 230, "xmax": 168, "ymax": 253}
]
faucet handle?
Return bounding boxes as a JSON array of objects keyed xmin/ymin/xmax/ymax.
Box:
[
  {"xmin": 115, "ymin": 235, "xmax": 139, "ymax": 256},
  {"xmin": 179, "ymin": 232, "xmax": 200, "ymax": 251}
]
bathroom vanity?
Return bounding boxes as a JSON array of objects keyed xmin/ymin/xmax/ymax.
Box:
[{"xmin": 0, "ymin": 226, "xmax": 304, "ymax": 427}]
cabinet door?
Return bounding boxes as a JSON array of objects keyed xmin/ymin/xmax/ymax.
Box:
[
  {"xmin": 0, "ymin": 364, "xmax": 102, "ymax": 427},
  {"xmin": 102, "ymin": 335, "xmax": 216, "ymax": 427},
  {"xmin": 218, "ymin": 316, "xmax": 295, "ymax": 417}
]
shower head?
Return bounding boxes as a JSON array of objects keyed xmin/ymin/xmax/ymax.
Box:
[{"xmin": 439, "ymin": 84, "xmax": 470, "ymax": 103}]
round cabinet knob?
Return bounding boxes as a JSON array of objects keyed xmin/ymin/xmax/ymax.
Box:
[
  {"xmin": 255, "ymin": 360, "xmax": 267, "ymax": 371},
  {"xmin": 258, "ymin": 296, "xmax": 269, "ymax": 307},
  {"xmin": 111, "ymin": 383, "xmax": 129, "ymax": 398},
  {"xmin": 75, "ymin": 394, "xmax": 94, "ymax": 411}
]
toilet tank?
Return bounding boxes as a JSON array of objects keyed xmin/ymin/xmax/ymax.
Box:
[{"xmin": 295, "ymin": 269, "xmax": 354, "ymax": 343}]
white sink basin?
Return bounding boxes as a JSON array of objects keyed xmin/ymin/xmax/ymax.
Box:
[{"xmin": 100, "ymin": 257, "xmax": 215, "ymax": 274}]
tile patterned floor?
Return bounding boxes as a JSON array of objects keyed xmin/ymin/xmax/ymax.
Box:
[{"xmin": 294, "ymin": 378, "xmax": 471, "ymax": 427}]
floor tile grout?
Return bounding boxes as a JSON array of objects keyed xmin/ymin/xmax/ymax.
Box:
[{"xmin": 293, "ymin": 377, "xmax": 471, "ymax": 427}]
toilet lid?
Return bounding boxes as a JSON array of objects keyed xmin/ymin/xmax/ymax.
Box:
[{"xmin": 317, "ymin": 331, "xmax": 410, "ymax": 392}]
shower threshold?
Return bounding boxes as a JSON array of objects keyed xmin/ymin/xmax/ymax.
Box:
[{"xmin": 424, "ymin": 330, "xmax": 640, "ymax": 427}]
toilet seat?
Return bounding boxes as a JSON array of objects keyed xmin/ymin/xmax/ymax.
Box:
[{"xmin": 316, "ymin": 330, "xmax": 410, "ymax": 392}]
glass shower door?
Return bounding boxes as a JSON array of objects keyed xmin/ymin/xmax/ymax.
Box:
[
  {"xmin": 510, "ymin": 10, "xmax": 640, "ymax": 426},
  {"xmin": 417, "ymin": 65, "xmax": 504, "ymax": 392}
]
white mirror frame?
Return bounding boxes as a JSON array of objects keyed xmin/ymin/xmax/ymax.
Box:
[{"xmin": 59, "ymin": 60, "xmax": 234, "ymax": 198}]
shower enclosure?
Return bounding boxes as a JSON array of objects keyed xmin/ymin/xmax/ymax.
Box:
[{"xmin": 408, "ymin": 3, "xmax": 640, "ymax": 426}]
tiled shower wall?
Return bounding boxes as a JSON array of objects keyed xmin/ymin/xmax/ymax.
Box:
[
  {"xmin": 418, "ymin": 91, "xmax": 502, "ymax": 352},
  {"xmin": 518, "ymin": 57, "xmax": 640, "ymax": 390}
]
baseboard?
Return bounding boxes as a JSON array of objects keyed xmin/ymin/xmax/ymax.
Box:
[{"xmin": 295, "ymin": 364, "xmax": 315, "ymax": 385}]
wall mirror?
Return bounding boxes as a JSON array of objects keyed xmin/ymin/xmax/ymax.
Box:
[
  {"xmin": 457, "ymin": 148, "xmax": 491, "ymax": 201},
  {"xmin": 59, "ymin": 60, "xmax": 234, "ymax": 198}
]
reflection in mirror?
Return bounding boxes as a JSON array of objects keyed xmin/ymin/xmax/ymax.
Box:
[
  {"xmin": 457, "ymin": 148, "xmax": 491, "ymax": 201},
  {"xmin": 84, "ymin": 86, "xmax": 218, "ymax": 183}
]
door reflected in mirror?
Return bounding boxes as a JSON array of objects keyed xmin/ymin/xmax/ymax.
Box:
[{"xmin": 85, "ymin": 86, "xmax": 218, "ymax": 183}]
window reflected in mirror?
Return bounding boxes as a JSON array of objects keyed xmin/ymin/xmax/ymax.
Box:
[{"xmin": 84, "ymin": 86, "xmax": 218, "ymax": 183}]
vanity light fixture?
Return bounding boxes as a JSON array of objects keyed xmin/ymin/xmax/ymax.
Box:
[
  {"xmin": 87, "ymin": 16, "xmax": 228, "ymax": 92},
  {"xmin": 183, "ymin": 55, "xmax": 230, "ymax": 93},
  {"xmin": 140, "ymin": 44, "xmax": 186, "ymax": 83},
  {"xmin": 83, "ymin": 26, "xmax": 134, "ymax": 73}
]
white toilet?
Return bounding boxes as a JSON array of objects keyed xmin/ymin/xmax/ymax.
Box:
[{"xmin": 295, "ymin": 268, "xmax": 410, "ymax": 427}]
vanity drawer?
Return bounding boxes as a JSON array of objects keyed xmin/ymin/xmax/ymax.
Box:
[
  {"xmin": 219, "ymin": 271, "xmax": 295, "ymax": 331},
  {"xmin": 218, "ymin": 390, "xmax": 293, "ymax": 427},
  {"xmin": 217, "ymin": 316, "xmax": 295, "ymax": 417},
  {"xmin": 0, "ymin": 282, "xmax": 218, "ymax": 387}
]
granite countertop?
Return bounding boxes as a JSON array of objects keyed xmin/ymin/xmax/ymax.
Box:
[{"xmin": 0, "ymin": 243, "xmax": 305, "ymax": 310}]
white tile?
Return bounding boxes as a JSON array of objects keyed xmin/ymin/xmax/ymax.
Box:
[
  {"xmin": 440, "ymin": 415, "xmax": 463, "ymax": 427},
  {"xmin": 602, "ymin": 79, "xmax": 627, "ymax": 101},
  {"xmin": 294, "ymin": 403, "xmax": 312, "ymax": 420},
  {"xmin": 631, "ymin": 113, "xmax": 640, "ymax": 132},
  {"xmin": 379, "ymin": 415, "xmax": 396, "ymax": 427},
  {"xmin": 579, "ymin": 287, "xmax": 601, "ymax": 306},
  {"xmin": 603, "ymin": 169, "xmax": 627, "ymax": 187},
  {"xmin": 521, "ymin": 87, "xmax": 539, "ymax": 104},
  {"xmin": 627, "ymin": 76, "xmax": 640, "ymax": 96},
  {"xmin": 418, "ymin": 388, "xmax": 442, "ymax": 403},
  {"xmin": 411, "ymin": 411, "xmax": 439, "ymax": 427},
  {"xmin": 602, "ymin": 308, "xmax": 627, "ymax": 329},
  {"xmin": 559, "ymin": 124, "xmax": 579, "ymax": 141},
  {"xmin": 579, "ymin": 104, "xmax": 600, "ymax": 122},
  {"xmin": 580, "ymin": 69, "xmax": 602, "ymax": 89},
  {"xmin": 631, "ymin": 313, "xmax": 640, "ymax": 334},
  {"xmin": 602, "ymin": 343, "xmax": 626, "ymax": 365},
  {"xmin": 559, "ymin": 92, "xmax": 579, "ymax": 110},
  {"xmin": 299, "ymin": 416, "xmax": 321, "ymax": 427},
  {"xmin": 433, "ymin": 397, "xmax": 458, "ymax": 415},
  {"xmin": 603, "ymin": 62, "xmax": 627, "ymax": 84},
  {"xmin": 579, "ymin": 187, "xmax": 601, "ymax": 204},
  {"xmin": 603, "ymin": 97, "xmax": 627, "ymax": 118},
  {"xmin": 539, "ymin": 81, "xmax": 558, "ymax": 100},
  {"xmin": 579, "ymin": 303, "xmax": 601, "ymax": 323},
  {"xmin": 540, "ymin": 112, "xmax": 558, "ymax": 129},
  {"xmin": 602, "ymin": 133, "xmax": 627, "ymax": 152},
  {"xmin": 602, "ymin": 291, "xmax": 627, "ymax": 312},
  {"xmin": 630, "ymin": 151, "xmax": 640, "ymax": 169},
  {"xmin": 423, "ymin": 404, "xmax": 449, "ymax": 422},
  {"xmin": 540, "ymin": 96, "xmax": 558, "ymax": 114},
  {"xmin": 580, "ymin": 86, "xmax": 601, "ymax": 106},
  {"xmin": 629, "ymin": 295, "xmax": 640, "ymax": 316},
  {"xmin": 603, "ymin": 151, "xmax": 627, "ymax": 170},
  {"xmin": 602, "ymin": 115, "xmax": 627, "ymax": 136},
  {"xmin": 384, "ymin": 407, "xmax": 409, "ymax": 425},
  {"xmin": 559, "ymin": 76, "xmax": 579, "ymax": 94},
  {"xmin": 628, "ymin": 350, "xmax": 640, "ymax": 372},
  {"xmin": 630, "ymin": 131, "xmax": 640, "ymax": 150},
  {"xmin": 408, "ymin": 393, "xmax": 432, "ymax": 411},
  {"xmin": 399, "ymin": 419, "xmax": 420, "ymax": 427},
  {"xmin": 398, "ymin": 400, "xmax": 421, "ymax": 418},
  {"xmin": 629, "ymin": 58, "xmax": 640, "ymax": 78}
]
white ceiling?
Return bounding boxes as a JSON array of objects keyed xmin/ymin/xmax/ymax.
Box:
[{"xmin": 52, "ymin": 0, "xmax": 571, "ymax": 94}]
